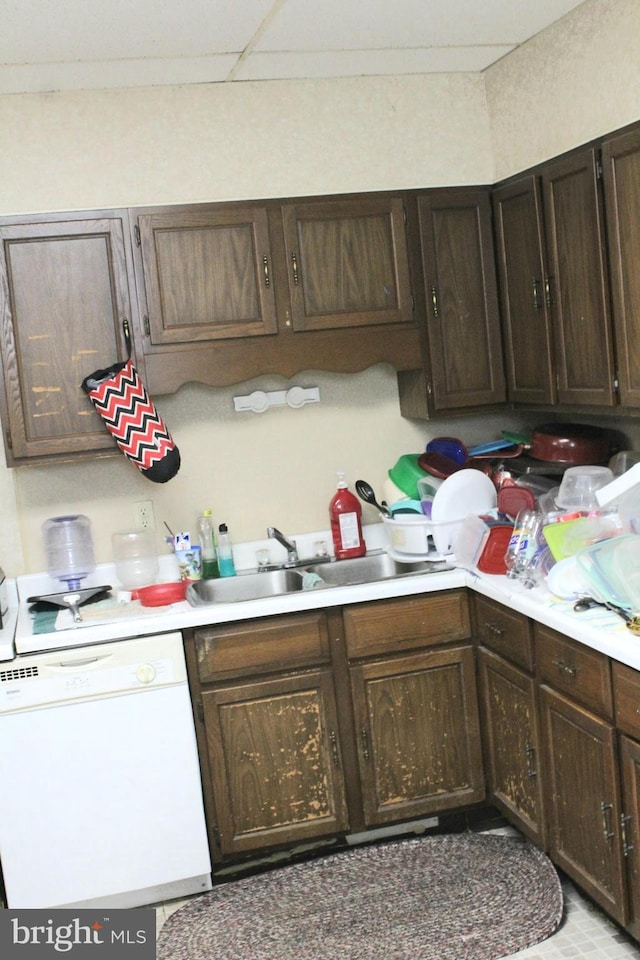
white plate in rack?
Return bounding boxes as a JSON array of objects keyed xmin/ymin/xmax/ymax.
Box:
[{"xmin": 431, "ymin": 469, "xmax": 497, "ymax": 524}]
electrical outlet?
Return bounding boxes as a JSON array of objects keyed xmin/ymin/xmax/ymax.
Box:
[{"xmin": 134, "ymin": 500, "xmax": 155, "ymax": 530}]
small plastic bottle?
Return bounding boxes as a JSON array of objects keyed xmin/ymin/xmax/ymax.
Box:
[
  {"xmin": 217, "ymin": 523, "xmax": 236, "ymax": 577},
  {"xmin": 197, "ymin": 509, "xmax": 219, "ymax": 580},
  {"xmin": 329, "ymin": 472, "xmax": 366, "ymax": 560}
]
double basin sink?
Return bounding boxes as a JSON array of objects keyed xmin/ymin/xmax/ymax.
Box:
[{"xmin": 186, "ymin": 551, "xmax": 453, "ymax": 605}]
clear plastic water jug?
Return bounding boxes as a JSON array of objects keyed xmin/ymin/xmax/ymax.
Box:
[{"xmin": 42, "ymin": 515, "xmax": 96, "ymax": 589}]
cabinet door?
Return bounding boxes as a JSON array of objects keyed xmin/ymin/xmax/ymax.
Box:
[
  {"xmin": 0, "ymin": 215, "xmax": 133, "ymax": 462},
  {"xmin": 540, "ymin": 684, "xmax": 626, "ymax": 923},
  {"xmin": 133, "ymin": 205, "xmax": 278, "ymax": 346},
  {"xmin": 619, "ymin": 734, "xmax": 640, "ymax": 940},
  {"xmin": 492, "ymin": 176, "xmax": 555, "ymax": 405},
  {"xmin": 200, "ymin": 669, "xmax": 348, "ymax": 857},
  {"xmin": 478, "ymin": 647, "xmax": 545, "ymax": 846},
  {"xmin": 602, "ymin": 128, "xmax": 640, "ymax": 407},
  {"xmin": 541, "ymin": 148, "xmax": 616, "ymax": 406},
  {"xmin": 280, "ymin": 196, "xmax": 413, "ymax": 332},
  {"xmin": 350, "ymin": 645, "xmax": 484, "ymax": 827},
  {"xmin": 416, "ymin": 189, "xmax": 505, "ymax": 410}
]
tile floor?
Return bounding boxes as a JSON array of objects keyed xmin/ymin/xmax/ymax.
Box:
[{"xmin": 154, "ymin": 838, "xmax": 640, "ymax": 959}]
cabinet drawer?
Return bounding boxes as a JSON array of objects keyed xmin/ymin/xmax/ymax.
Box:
[
  {"xmin": 536, "ymin": 624, "xmax": 613, "ymax": 718},
  {"xmin": 344, "ymin": 590, "xmax": 469, "ymax": 659},
  {"xmin": 195, "ymin": 612, "xmax": 331, "ymax": 682},
  {"xmin": 613, "ymin": 661, "xmax": 640, "ymax": 739},
  {"xmin": 473, "ymin": 595, "xmax": 534, "ymax": 671}
]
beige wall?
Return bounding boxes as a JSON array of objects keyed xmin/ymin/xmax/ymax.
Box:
[
  {"xmin": 0, "ymin": 73, "xmax": 491, "ymax": 215},
  {"xmin": 1, "ymin": 0, "xmax": 639, "ymax": 577},
  {"xmin": 485, "ymin": 0, "xmax": 640, "ymax": 180}
]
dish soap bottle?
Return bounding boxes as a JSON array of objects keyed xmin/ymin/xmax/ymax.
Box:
[
  {"xmin": 217, "ymin": 523, "xmax": 236, "ymax": 577},
  {"xmin": 197, "ymin": 509, "xmax": 219, "ymax": 579},
  {"xmin": 329, "ymin": 472, "xmax": 366, "ymax": 560}
]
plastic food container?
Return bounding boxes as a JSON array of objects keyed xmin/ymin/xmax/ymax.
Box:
[
  {"xmin": 543, "ymin": 512, "xmax": 623, "ymax": 562},
  {"xmin": 556, "ymin": 465, "xmax": 614, "ymax": 510},
  {"xmin": 453, "ymin": 514, "xmax": 513, "ymax": 574},
  {"xmin": 112, "ymin": 529, "xmax": 159, "ymax": 590}
]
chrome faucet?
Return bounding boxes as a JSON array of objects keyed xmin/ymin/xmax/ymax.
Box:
[{"xmin": 267, "ymin": 527, "xmax": 299, "ymax": 565}]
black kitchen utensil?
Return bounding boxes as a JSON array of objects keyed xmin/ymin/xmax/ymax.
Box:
[{"xmin": 355, "ymin": 480, "xmax": 391, "ymax": 517}]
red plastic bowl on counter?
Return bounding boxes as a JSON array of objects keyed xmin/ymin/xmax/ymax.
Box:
[{"xmin": 131, "ymin": 581, "xmax": 187, "ymax": 606}]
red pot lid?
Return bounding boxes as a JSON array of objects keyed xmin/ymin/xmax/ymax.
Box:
[{"xmin": 497, "ymin": 485, "xmax": 537, "ymax": 521}]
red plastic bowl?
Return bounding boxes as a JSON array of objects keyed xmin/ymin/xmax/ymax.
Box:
[{"xmin": 131, "ymin": 581, "xmax": 187, "ymax": 606}]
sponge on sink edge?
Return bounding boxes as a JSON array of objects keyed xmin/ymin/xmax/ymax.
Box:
[{"xmin": 302, "ymin": 572, "xmax": 325, "ymax": 590}]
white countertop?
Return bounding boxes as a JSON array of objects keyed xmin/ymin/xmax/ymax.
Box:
[{"xmin": 3, "ymin": 527, "xmax": 640, "ymax": 672}]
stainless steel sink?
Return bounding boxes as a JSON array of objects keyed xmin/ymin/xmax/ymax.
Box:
[
  {"xmin": 305, "ymin": 552, "xmax": 453, "ymax": 588},
  {"xmin": 186, "ymin": 568, "xmax": 305, "ymax": 605},
  {"xmin": 186, "ymin": 551, "xmax": 454, "ymax": 605}
]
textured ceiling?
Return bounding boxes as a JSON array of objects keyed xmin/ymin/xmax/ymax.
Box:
[{"xmin": 0, "ymin": 0, "xmax": 588, "ymax": 94}]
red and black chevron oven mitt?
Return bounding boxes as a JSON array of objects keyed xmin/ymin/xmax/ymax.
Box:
[{"xmin": 81, "ymin": 357, "xmax": 180, "ymax": 483}]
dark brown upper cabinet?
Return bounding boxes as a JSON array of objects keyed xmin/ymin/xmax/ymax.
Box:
[
  {"xmin": 130, "ymin": 194, "xmax": 420, "ymax": 395},
  {"xmin": 132, "ymin": 203, "xmax": 278, "ymax": 346},
  {"xmin": 492, "ymin": 175, "xmax": 556, "ymax": 405},
  {"xmin": 0, "ymin": 212, "xmax": 135, "ymax": 465},
  {"xmin": 398, "ymin": 188, "xmax": 506, "ymax": 417},
  {"xmin": 541, "ymin": 148, "xmax": 616, "ymax": 407},
  {"xmin": 602, "ymin": 127, "xmax": 640, "ymax": 408},
  {"xmin": 279, "ymin": 196, "xmax": 412, "ymax": 332}
]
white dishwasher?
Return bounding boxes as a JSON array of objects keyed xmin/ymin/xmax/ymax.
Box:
[{"xmin": 0, "ymin": 631, "xmax": 212, "ymax": 908}]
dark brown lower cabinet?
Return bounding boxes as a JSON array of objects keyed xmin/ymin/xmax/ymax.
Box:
[
  {"xmin": 619, "ymin": 735, "xmax": 640, "ymax": 939},
  {"xmin": 187, "ymin": 589, "xmax": 485, "ymax": 864},
  {"xmin": 200, "ymin": 668, "xmax": 348, "ymax": 857},
  {"xmin": 185, "ymin": 587, "xmax": 640, "ymax": 946},
  {"xmin": 350, "ymin": 644, "xmax": 484, "ymax": 826},
  {"xmin": 477, "ymin": 646, "xmax": 545, "ymax": 847},
  {"xmin": 540, "ymin": 684, "xmax": 627, "ymax": 924}
]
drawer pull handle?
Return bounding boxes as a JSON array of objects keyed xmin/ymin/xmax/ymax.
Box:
[
  {"xmin": 291, "ymin": 251, "xmax": 300, "ymax": 285},
  {"xmin": 329, "ymin": 729, "xmax": 340, "ymax": 768},
  {"xmin": 485, "ymin": 621, "xmax": 505, "ymax": 639},
  {"xmin": 262, "ymin": 255, "xmax": 271, "ymax": 288},
  {"xmin": 552, "ymin": 657, "xmax": 577, "ymax": 678},
  {"xmin": 621, "ymin": 813, "xmax": 634, "ymax": 857},
  {"xmin": 601, "ymin": 801, "xmax": 615, "ymax": 841},
  {"xmin": 525, "ymin": 743, "xmax": 537, "ymax": 779},
  {"xmin": 361, "ymin": 727, "xmax": 370, "ymax": 762}
]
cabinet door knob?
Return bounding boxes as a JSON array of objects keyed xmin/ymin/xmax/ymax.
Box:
[
  {"xmin": 430, "ymin": 284, "xmax": 439, "ymax": 318},
  {"xmin": 361, "ymin": 727, "xmax": 370, "ymax": 762},
  {"xmin": 525, "ymin": 743, "xmax": 537, "ymax": 779},
  {"xmin": 621, "ymin": 813, "xmax": 634, "ymax": 857},
  {"xmin": 329, "ymin": 729, "xmax": 340, "ymax": 767},
  {"xmin": 600, "ymin": 801, "xmax": 615, "ymax": 840},
  {"xmin": 532, "ymin": 277, "xmax": 543, "ymax": 310}
]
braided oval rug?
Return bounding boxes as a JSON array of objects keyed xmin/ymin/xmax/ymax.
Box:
[{"xmin": 158, "ymin": 834, "xmax": 563, "ymax": 960}]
